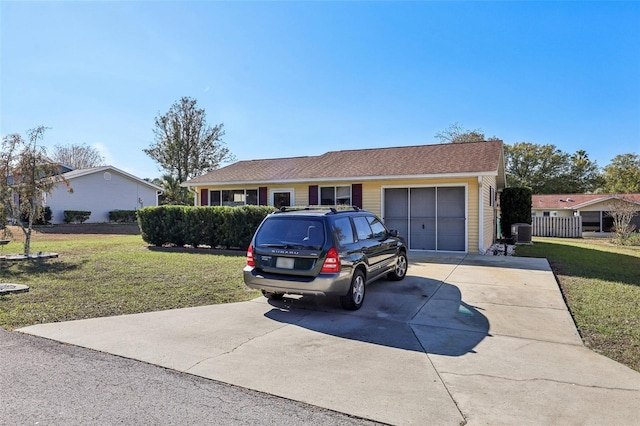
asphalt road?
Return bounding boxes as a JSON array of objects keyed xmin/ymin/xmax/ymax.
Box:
[{"xmin": 0, "ymin": 329, "xmax": 380, "ymax": 425}]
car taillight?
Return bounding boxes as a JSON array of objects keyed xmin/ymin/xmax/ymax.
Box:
[
  {"xmin": 321, "ymin": 247, "xmax": 340, "ymax": 273},
  {"xmin": 246, "ymin": 245, "xmax": 255, "ymax": 267}
]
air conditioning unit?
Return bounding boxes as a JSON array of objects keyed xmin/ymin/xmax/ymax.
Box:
[{"xmin": 511, "ymin": 223, "xmax": 532, "ymax": 244}]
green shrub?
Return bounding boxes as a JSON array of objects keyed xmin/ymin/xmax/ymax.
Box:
[
  {"xmin": 137, "ymin": 205, "xmax": 275, "ymax": 248},
  {"xmin": 21, "ymin": 206, "xmax": 52, "ymax": 225},
  {"xmin": 109, "ymin": 210, "xmax": 137, "ymax": 223},
  {"xmin": 64, "ymin": 210, "xmax": 91, "ymax": 224},
  {"xmin": 500, "ymin": 187, "xmax": 532, "ymax": 238},
  {"xmin": 613, "ymin": 232, "xmax": 640, "ymax": 246}
]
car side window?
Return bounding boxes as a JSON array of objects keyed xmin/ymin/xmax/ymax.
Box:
[
  {"xmin": 367, "ymin": 216, "xmax": 387, "ymax": 239},
  {"xmin": 332, "ymin": 217, "xmax": 355, "ymax": 246},
  {"xmin": 352, "ymin": 216, "xmax": 373, "ymax": 241}
]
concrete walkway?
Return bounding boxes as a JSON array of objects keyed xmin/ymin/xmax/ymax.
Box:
[{"xmin": 18, "ymin": 254, "xmax": 640, "ymax": 425}]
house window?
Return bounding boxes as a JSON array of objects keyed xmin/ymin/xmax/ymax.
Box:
[
  {"xmin": 211, "ymin": 190, "xmax": 221, "ymax": 206},
  {"xmin": 543, "ymin": 211, "xmax": 550, "ymax": 217},
  {"xmin": 209, "ymin": 189, "xmax": 258, "ymax": 206},
  {"xmin": 489, "ymin": 186, "xmax": 495, "ymax": 207},
  {"xmin": 320, "ymin": 186, "xmax": 351, "ymax": 206},
  {"xmin": 246, "ymin": 189, "xmax": 258, "ymax": 205},
  {"xmin": 271, "ymin": 189, "xmax": 294, "ymax": 208}
]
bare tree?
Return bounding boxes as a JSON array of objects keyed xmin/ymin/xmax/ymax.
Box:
[
  {"xmin": 435, "ymin": 122, "xmax": 501, "ymax": 144},
  {"xmin": 52, "ymin": 143, "xmax": 106, "ymax": 169},
  {"xmin": 1, "ymin": 126, "xmax": 71, "ymax": 255},
  {"xmin": 605, "ymin": 197, "xmax": 639, "ymax": 242},
  {"xmin": 435, "ymin": 122, "xmax": 484, "ymax": 143}
]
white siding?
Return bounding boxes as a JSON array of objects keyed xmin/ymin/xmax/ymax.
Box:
[
  {"xmin": 532, "ymin": 209, "xmax": 574, "ymax": 218},
  {"xmin": 46, "ymin": 170, "xmax": 158, "ymax": 224}
]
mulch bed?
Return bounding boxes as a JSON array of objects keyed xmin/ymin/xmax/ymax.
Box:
[{"xmin": 32, "ymin": 223, "xmax": 141, "ymax": 235}]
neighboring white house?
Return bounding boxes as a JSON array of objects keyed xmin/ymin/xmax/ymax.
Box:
[
  {"xmin": 532, "ymin": 193, "xmax": 640, "ymax": 234},
  {"xmin": 45, "ymin": 166, "xmax": 163, "ymax": 224}
]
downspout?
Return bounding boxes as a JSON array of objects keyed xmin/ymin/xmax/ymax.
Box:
[
  {"xmin": 194, "ymin": 186, "xmax": 199, "ymax": 206},
  {"xmin": 478, "ymin": 176, "xmax": 483, "ymax": 254}
]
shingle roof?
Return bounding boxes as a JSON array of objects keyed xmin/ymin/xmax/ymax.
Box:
[
  {"xmin": 532, "ymin": 194, "xmax": 640, "ymax": 210},
  {"xmin": 62, "ymin": 166, "xmax": 164, "ymax": 191},
  {"xmin": 184, "ymin": 141, "xmax": 504, "ymax": 185}
]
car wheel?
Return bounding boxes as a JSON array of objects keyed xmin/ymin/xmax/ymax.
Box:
[
  {"xmin": 261, "ymin": 290, "xmax": 284, "ymax": 300},
  {"xmin": 387, "ymin": 252, "xmax": 408, "ymax": 281},
  {"xmin": 340, "ymin": 270, "xmax": 365, "ymax": 310}
]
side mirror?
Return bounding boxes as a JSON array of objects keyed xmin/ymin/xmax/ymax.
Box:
[{"xmin": 389, "ymin": 229, "xmax": 398, "ymax": 237}]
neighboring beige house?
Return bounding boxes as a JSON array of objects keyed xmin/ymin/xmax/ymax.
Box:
[
  {"xmin": 45, "ymin": 166, "xmax": 163, "ymax": 224},
  {"xmin": 532, "ymin": 194, "xmax": 640, "ymax": 233},
  {"xmin": 183, "ymin": 141, "xmax": 506, "ymax": 254}
]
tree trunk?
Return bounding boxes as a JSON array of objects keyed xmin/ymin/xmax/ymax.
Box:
[{"xmin": 21, "ymin": 198, "xmax": 36, "ymax": 256}]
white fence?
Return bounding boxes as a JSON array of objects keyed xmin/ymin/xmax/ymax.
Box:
[{"xmin": 532, "ymin": 216, "xmax": 582, "ymax": 238}]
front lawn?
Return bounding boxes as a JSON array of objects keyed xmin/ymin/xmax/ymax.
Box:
[
  {"xmin": 0, "ymin": 229, "xmax": 256, "ymax": 330},
  {"xmin": 515, "ymin": 237, "xmax": 640, "ymax": 372}
]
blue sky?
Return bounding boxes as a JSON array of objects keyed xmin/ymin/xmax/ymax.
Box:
[{"xmin": 1, "ymin": 1, "xmax": 639, "ymax": 180}]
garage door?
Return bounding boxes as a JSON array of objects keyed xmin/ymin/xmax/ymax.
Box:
[{"xmin": 384, "ymin": 187, "xmax": 466, "ymax": 252}]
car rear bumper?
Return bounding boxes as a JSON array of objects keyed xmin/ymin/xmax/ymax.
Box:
[{"xmin": 243, "ymin": 266, "xmax": 353, "ymax": 296}]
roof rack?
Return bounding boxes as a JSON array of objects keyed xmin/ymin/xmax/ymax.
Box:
[{"xmin": 275, "ymin": 205, "xmax": 365, "ymax": 215}]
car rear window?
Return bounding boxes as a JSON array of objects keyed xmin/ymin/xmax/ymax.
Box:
[{"xmin": 255, "ymin": 217, "xmax": 325, "ymax": 250}]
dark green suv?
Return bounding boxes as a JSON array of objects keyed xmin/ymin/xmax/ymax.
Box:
[{"xmin": 243, "ymin": 207, "xmax": 408, "ymax": 310}]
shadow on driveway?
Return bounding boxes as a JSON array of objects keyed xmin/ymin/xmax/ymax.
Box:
[{"xmin": 263, "ymin": 274, "xmax": 490, "ymax": 357}]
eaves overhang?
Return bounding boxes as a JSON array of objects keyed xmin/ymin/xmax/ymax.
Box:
[{"xmin": 181, "ymin": 171, "xmax": 499, "ymax": 188}]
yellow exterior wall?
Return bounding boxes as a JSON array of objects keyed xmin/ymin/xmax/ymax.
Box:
[
  {"xmin": 481, "ymin": 175, "xmax": 498, "ymax": 252},
  {"xmin": 195, "ymin": 176, "xmax": 491, "ymax": 253},
  {"xmin": 194, "ymin": 183, "xmax": 308, "ymax": 206},
  {"xmin": 363, "ymin": 177, "xmax": 480, "ymax": 253}
]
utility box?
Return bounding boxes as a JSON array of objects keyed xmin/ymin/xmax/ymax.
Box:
[{"xmin": 511, "ymin": 223, "xmax": 532, "ymax": 244}]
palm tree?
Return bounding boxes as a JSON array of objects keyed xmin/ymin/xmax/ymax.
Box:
[{"xmin": 158, "ymin": 174, "xmax": 190, "ymax": 205}]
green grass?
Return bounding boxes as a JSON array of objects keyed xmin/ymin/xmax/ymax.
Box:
[
  {"xmin": 0, "ymin": 234, "xmax": 258, "ymax": 330},
  {"xmin": 515, "ymin": 237, "xmax": 640, "ymax": 372}
]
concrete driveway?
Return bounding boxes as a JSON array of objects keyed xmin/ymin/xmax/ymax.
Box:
[{"xmin": 18, "ymin": 254, "xmax": 640, "ymax": 425}]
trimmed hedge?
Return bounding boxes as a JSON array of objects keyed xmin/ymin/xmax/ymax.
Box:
[
  {"xmin": 136, "ymin": 205, "xmax": 276, "ymax": 249},
  {"xmin": 500, "ymin": 187, "xmax": 532, "ymax": 238},
  {"xmin": 109, "ymin": 210, "xmax": 137, "ymax": 223},
  {"xmin": 64, "ymin": 210, "xmax": 91, "ymax": 224}
]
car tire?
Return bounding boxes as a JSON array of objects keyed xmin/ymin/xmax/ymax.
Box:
[
  {"xmin": 387, "ymin": 252, "xmax": 408, "ymax": 281},
  {"xmin": 261, "ymin": 290, "xmax": 284, "ymax": 300},
  {"xmin": 340, "ymin": 270, "xmax": 365, "ymax": 310}
]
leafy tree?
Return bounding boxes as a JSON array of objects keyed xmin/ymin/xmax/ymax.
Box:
[
  {"xmin": 564, "ymin": 150, "xmax": 604, "ymax": 193},
  {"xmin": 435, "ymin": 122, "xmax": 501, "ymax": 144},
  {"xmin": 52, "ymin": 143, "xmax": 106, "ymax": 169},
  {"xmin": 505, "ymin": 142, "xmax": 569, "ymax": 193},
  {"xmin": 1, "ymin": 126, "xmax": 71, "ymax": 255},
  {"xmin": 144, "ymin": 97, "xmax": 235, "ymax": 186},
  {"xmin": 603, "ymin": 154, "xmax": 640, "ymax": 193}
]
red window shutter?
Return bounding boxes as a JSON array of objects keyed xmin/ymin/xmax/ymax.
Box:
[
  {"xmin": 200, "ymin": 189, "xmax": 209, "ymax": 206},
  {"xmin": 309, "ymin": 185, "xmax": 318, "ymax": 205},
  {"xmin": 352, "ymin": 184, "xmax": 362, "ymax": 208},
  {"xmin": 259, "ymin": 187, "xmax": 267, "ymax": 206}
]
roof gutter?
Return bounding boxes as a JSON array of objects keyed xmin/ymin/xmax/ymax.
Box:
[{"xmin": 181, "ymin": 171, "xmax": 500, "ymax": 188}]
